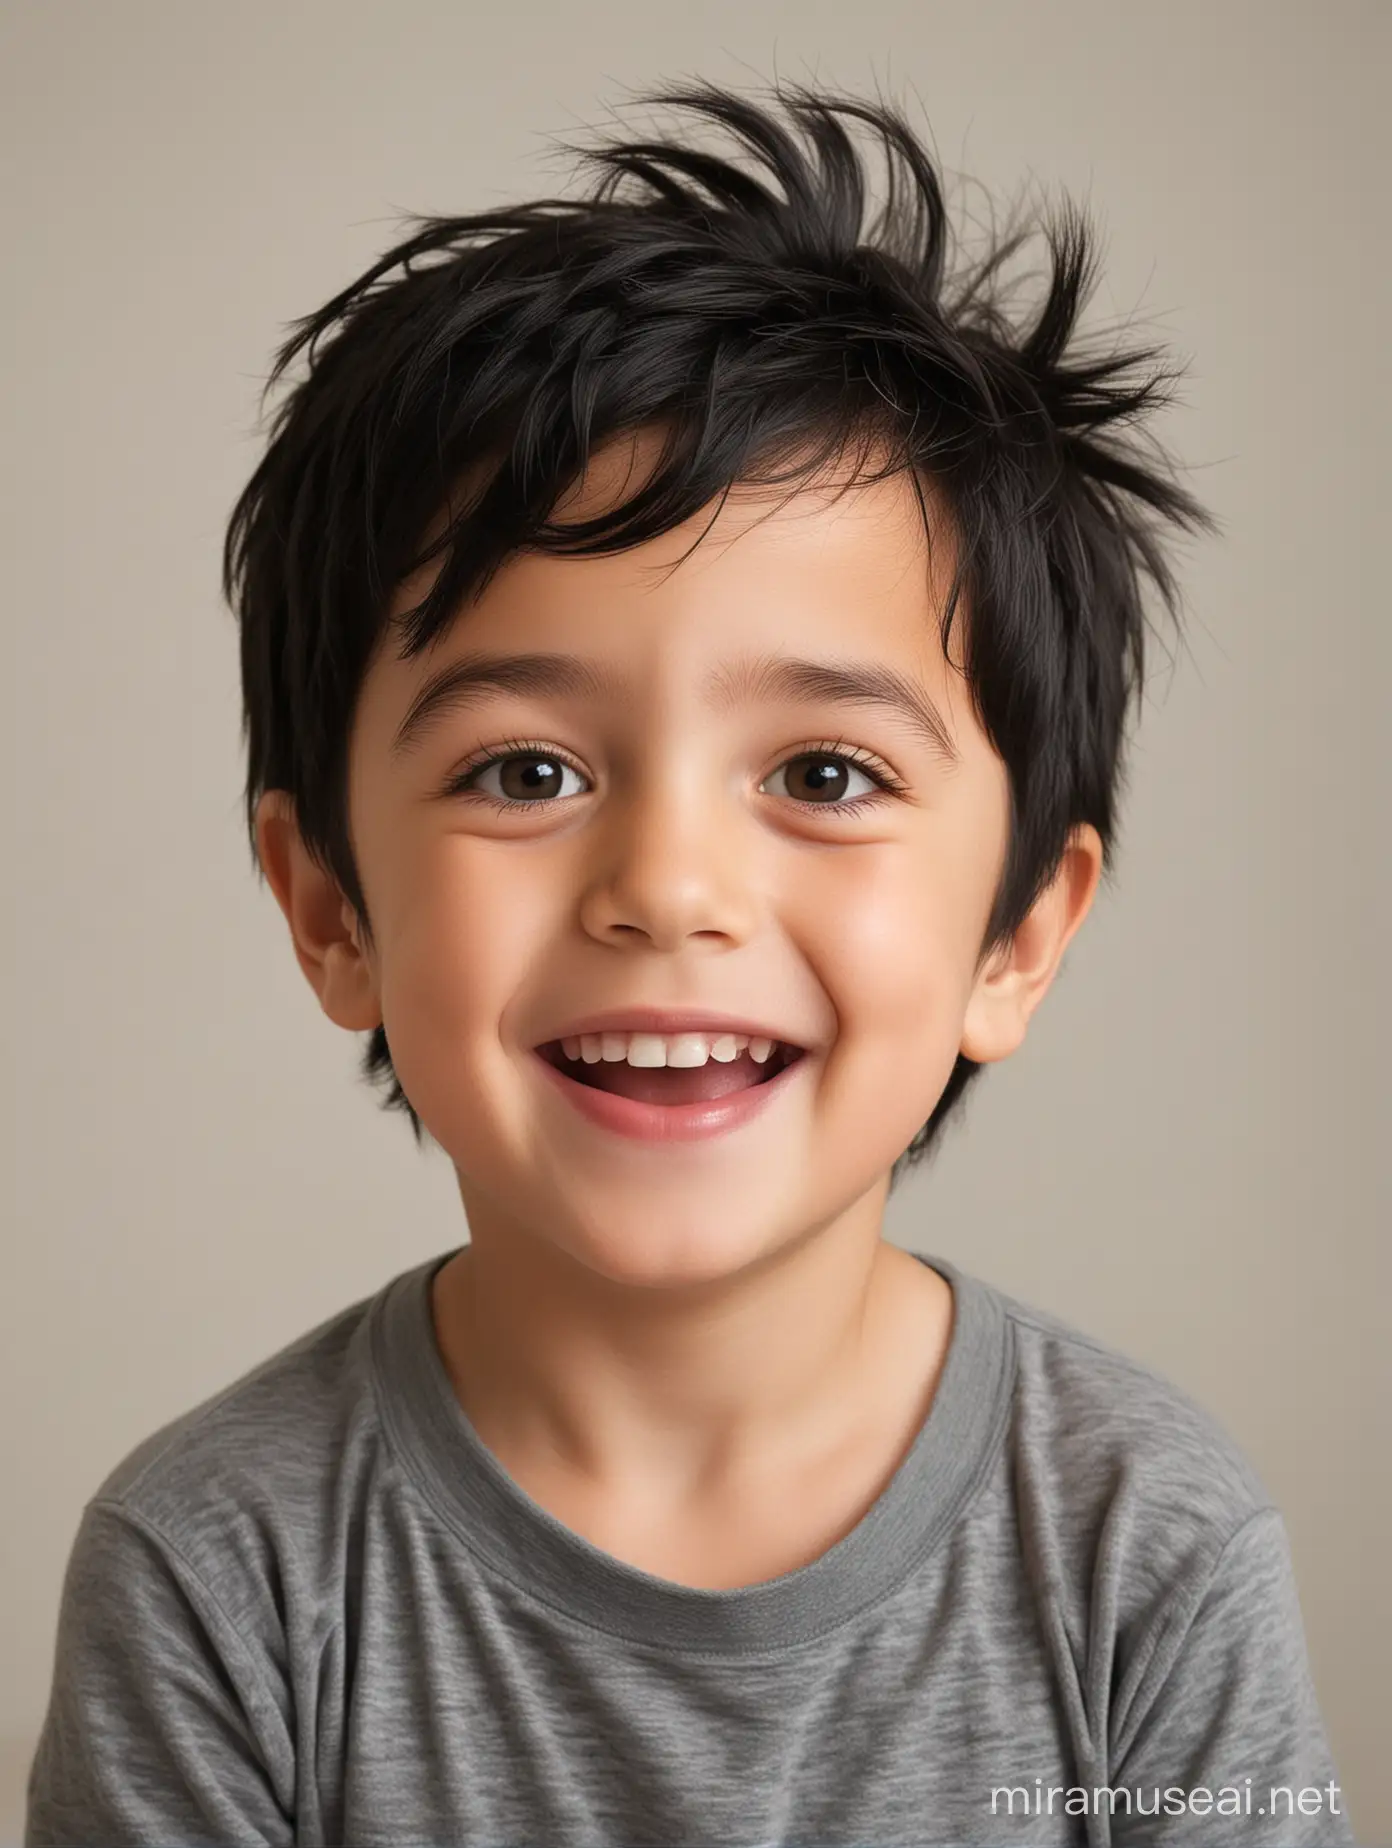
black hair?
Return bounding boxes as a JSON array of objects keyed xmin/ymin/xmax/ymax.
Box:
[{"xmin": 223, "ymin": 77, "xmax": 1217, "ymax": 1193}]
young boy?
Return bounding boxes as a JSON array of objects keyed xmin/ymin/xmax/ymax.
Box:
[{"xmin": 27, "ymin": 80, "xmax": 1352, "ymax": 1847}]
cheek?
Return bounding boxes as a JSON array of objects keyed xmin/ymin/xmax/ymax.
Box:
[
  {"xmin": 795, "ymin": 846, "xmax": 985, "ymax": 1151},
  {"xmin": 808, "ymin": 848, "xmax": 975, "ymax": 1030},
  {"xmin": 370, "ymin": 843, "xmax": 553, "ymax": 1089}
]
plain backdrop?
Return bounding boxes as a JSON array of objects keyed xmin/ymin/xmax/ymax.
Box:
[{"xmin": 3, "ymin": 2, "xmax": 1387, "ymax": 1841}]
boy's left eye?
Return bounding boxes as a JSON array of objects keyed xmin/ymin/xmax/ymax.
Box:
[
  {"xmin": 761, "ymin": 752, "xmax": 895, "ymax": 806},
  {"xmin": 444, "ymin": 741, "xmax": 906, "ymax": 811}
]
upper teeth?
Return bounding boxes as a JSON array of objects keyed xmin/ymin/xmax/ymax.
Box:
[{"xmin": 560, "ymin": 1031, "xmax": 780, "ymax": 1068}]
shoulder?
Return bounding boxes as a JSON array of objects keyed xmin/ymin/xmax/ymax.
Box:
[
  {"xmin": 81, "ymin": 1268, "xmax": 401, "ymax": 1614},
  {"xmin": 974, "ymin": 1276, "xmax": 1275, "ymax": 1584}
]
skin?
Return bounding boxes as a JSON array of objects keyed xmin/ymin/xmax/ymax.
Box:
[{"xmin": 257, "ymin": 430, "xmax": 1102, "ymax": 1588}]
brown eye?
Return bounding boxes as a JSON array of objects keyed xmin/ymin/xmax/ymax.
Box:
[
  {"xmin": 494, "ymin": 755, "xmax": 566, "ymax": 801},
  {"xmin": 453, "ymin": 751, "xmax": 588, "ymax": 805},
  {"xmin": 767, "ymin": 752, "xmax": 886, "ymax": 805}
]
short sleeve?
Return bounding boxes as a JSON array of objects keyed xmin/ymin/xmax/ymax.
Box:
[
  {"xmin": 1107, "ymin": 1508, "xmax": 1354, "ymax": 1846},
  {"xmin": 25, "ymin": 1498, "xmax": 296, "ymax": 1846}
]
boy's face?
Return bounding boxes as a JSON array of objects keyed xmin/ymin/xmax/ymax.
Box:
[{"xmin": 260, "ymin": 431, "xmax": 1100, "ymax": 1290}]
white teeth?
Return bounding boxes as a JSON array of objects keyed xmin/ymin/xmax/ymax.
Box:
[
  {"xmin": 555, "ymin": 1030, "xmax": 786, "ymax": 1068},
  {"xmin": 627, "ymin": 1033, "xmax": 675, "ymax": 1068}
]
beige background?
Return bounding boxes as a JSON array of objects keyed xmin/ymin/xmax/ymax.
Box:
[{"xmin": 3, "ymin": 2, "xmax": 1387, "ymax": 1841}]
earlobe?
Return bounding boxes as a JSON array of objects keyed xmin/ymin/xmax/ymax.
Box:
[
  {"xmin": 958, "ymin": 951, "xmax": 1029, "ymax": 1066},
  {"xmin": 959, "ymin": 824, "xmax": 1103, "ymax": 1066},
  {"xmin": 253, "ymin": 790, "xmax": 382, "ymax": 1032}
]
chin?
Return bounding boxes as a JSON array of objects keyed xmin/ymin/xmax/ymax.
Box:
[{"xmin": 549, "ymin": 1215, "xmax": 793, "ymax": 1296}]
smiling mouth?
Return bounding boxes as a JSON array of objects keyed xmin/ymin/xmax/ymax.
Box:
[{"xmin": 535, "ymin": 1040, "xmax": 804, "ymax": 1106}]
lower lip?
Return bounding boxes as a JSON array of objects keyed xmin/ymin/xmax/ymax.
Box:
[{"xmin": 532, "ymin": 1049, "xmax": 808, "ymax": 1143}]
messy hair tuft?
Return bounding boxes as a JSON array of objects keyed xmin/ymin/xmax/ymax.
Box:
[{"xmin": 223, "ymin": 77, "xmax": 1217, "ymax": 1190}]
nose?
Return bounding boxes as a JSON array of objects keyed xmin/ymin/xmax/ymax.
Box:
[{"xmin": 574, "ymin": 771, "xmax": 762, "ymax": 953}]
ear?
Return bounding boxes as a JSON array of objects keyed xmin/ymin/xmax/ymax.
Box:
[
  {"xmin": 254, "ymin": 790, "xmax": 382, "ymax": 1032},
  {"xmin": 959, "ymin": 824, "xmax": 1103, "ymax": 1065}
]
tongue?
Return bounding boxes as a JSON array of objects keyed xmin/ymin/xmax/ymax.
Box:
[{"xmin": 562, "ymin": 1052, "xmax": 772, "ymax": 1105}]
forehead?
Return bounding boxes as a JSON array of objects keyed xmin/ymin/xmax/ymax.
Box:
[{"xmin": 370, "ymin": 429, "xmax": 969, "ymax": 721}]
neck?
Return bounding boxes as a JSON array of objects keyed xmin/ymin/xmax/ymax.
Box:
[{"xmin": 430, "ymin": 1187, "xmax": 947, "ymax": 1505}]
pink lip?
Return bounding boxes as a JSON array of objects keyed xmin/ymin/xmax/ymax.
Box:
[{"xmin": 532, "ymin": 1046, "xmax": 808, "ymax": 1143}]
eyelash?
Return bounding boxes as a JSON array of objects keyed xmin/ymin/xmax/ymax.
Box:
[{"xmin": 442, "ymin": 735, "xmax": 911, "ymax": 816}]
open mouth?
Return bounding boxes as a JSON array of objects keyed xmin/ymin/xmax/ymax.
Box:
[{"xmin": 534, "ymin": 1039, "xmax": 805, "ymax": 1108}]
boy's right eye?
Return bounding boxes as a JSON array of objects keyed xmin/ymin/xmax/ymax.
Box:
[{"xmin": 447, "ymin": 747, "xmax": 588, "ymax": 807}]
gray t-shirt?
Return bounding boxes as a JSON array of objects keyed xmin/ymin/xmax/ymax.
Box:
[{"xmin": 25, "ymin": 1248, "xmax": 1353, "ymax": 1847}]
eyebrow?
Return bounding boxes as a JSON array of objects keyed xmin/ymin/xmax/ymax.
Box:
[{"xmin": 389, "ymin": 649, "xmax": 960, "ymax": 766}]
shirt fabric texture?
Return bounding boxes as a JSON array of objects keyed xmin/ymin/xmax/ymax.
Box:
[{"xmin": 25, "ymin": 1248, "xmax": 1353, "ymax": 1847}]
